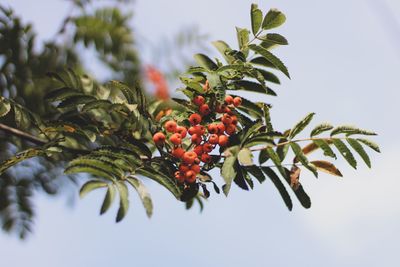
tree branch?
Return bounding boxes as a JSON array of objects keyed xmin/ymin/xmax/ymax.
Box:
[{"xmin": 0, "ymin": 123, "xmax": 47, "ymax": 145}]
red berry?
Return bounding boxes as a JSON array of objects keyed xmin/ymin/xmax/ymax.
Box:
[
  {"xmin": 199, "ymin": 104, "xmax": 211, "ymax": 115},
  {"xmin": 225, "ymin": 95, "xmax": 234, "ymax": 105},
  {"xmin": 208, "ymin": 134, "xmax": 219, "ymax": 144},
  {"xmin": 208, "ymin": 124, "xmax": 218, "ymax": 134},
  {"xmin": 165, "ymin": 120, "xmax": 177, "ymax": 133},
  {"xmin": 175, "ymin": 126, "xmax": 187, "ymax": 138},
  {"xmin": 190, "ymin": 164, "xmax": 201, "ymax": 174},
  {"xmin": 174, "ymin": 171, "xmax": 185, "ymax": 183},
  {"xmin": 185, "ymin": 170, "xmax": 197, "ymax": 183},
  {"xmin": 201, "ymin": 154, "xmax": 212, "ymax": 163},
  {"xmin": 194, "ymin": 158, "xmax": 201, "ymax": 164},
  {"xmin": 225, "ymin": 124, "xmax": 236, "ymax": 135},
  {"xmin": 203, "ymin": 143, "xmax": 213, "ymax": 153},
  {"xmin": 152, "ymin": 132, "xmax": 166, "ymax": 145},
  {"xmin": 191, "ymin": 134, "xmax": 202, "ymax": 145},
  {"xmin": 215, "ymin": 105, "xmax": 225, "ymax": 113},
  {"xmin": 233, "ymin": 97, "xmax": 242, "ymax": 107},
  {"xmin": 193, "ymin": 145, "xmax": 203, "ymax": 156},
  {"xmin": 231, "ymin": 115, "xmax": 238, "ymax": 125},
  {"xmin": 171, "ymin": 147, "xmax": 185, "ymax": 158},
  {"xmin": 188, "ymin": 126, "xmax": 196, "ymax": 135},
  {"xmin": 193, "ymin": 95, "xmax": 205, "ymax": 106},
  {"xmin": 189, "ymin": 113, "xmax": 202, "ymax": 125},
  {"xmin": 217, "ymin": 123, "xmax": 226, "ymax": 135},
  {"xmin": 218, "ymin": 135, "xmax": 229, "ymax": 147},
  {"xmin": 169, "ymin": 133, "xmax": 182, "ymax": 145},
  {"xmin": 183, "ymin": 151, "xmax": 198, "ymax": 164},
  {"xmin": 221, "ymin": 113, "xmax": 232, "ymax": 125},
  {"xmin": 194, "ymin": 125, "xmax": 206, "ymax": 135},
  {"xmin": 179, "ymin": 164, "xmax": 190, "ymax": 173}
]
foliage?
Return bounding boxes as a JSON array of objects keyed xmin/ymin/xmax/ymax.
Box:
[{"xmin": 0, "ymin": 3, "xmax": 380, "ymax": 238}]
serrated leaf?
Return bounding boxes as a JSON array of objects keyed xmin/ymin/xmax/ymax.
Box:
[
  {"xmin": 127, "ymin": 177, "xmax": 153, "ymax": 218},
  {"xmin": 0, "ymin": 97, "xmax": 11, "ymax": 117},
  {"xmin": 0, "ymin": 148, "xmax": 45, "ymax": 175},
  {"xmin": 116, "ymin": 181, "xmax": 129, "ymax": 222},
  {"xmin": 221, "ymin": 146, "xmax": 239, "ymax": 196},
  {"xmin": 57, "ymin": 95, "xmax": 96, "ymax": 109},
  {"xmin": 313, "ymin": 139, "xmax": 336, "ymax": 158},
  {"xmin": 357, "ymin": 138, "xmax": 381, "ymax": 153},
  {"xmin": 261, "ymin": 167, "xmax": 292, "ymax": 210},
  {"xmin": 82, "ymin": 99, "xmax": 112, "ymax": 112},
  {"xmin": 245, "ymin": 165, "xmax": 266, "ymax": 184},
  {"xmin": 44, "ymin": 87, "xmax": 81, "ymax": 102},
  {"xmin": 249, "ymin": 44, "xmax": 290, "ymax": 78},
  {"xmin": 262, "ymin": 8, "xmax": 286, "ymax": 30},
  {"xmin": 259, "ymin": 149, "xmax": 270, "ymax": 164},
  {"xmin": 250, "ymin": 57, "xmax": 276, "ymax": 69},
  {"xmin": 310, "ymin": 160, "xmax": 343, "ymax": 177},
  {"xmin": 65, "ymin": 164, "xmax": 116, "ymax": 181},
  {"xmin": 284, "ymin": 166, "xmax": 311, "ymax": 208},
  {"xmin": 13, "ymin": 105, "xmax": 31, "ymax": 129},
  {"xmin": 100, "ymin": 183, "xmax": 116, "ymax": 215},
  {"xmin": 232, "ymin": 80, "xmax": 275, "ymax": 95},
  {"xmin": 236, "ymin": 27, "xmax": 250, "ymax": 56},
  {"xmin": 251, "ymin": 4, "xmax": 263, "ymax": 35},
  {"xmin": 212, "ymin": 40, "xmax": 235, "ymax": 63},
  {"xmin": 265, "ymin": 147, "xmax": 287, "ymax": 179},
  {"xmin": 256, "ymin": 69, "xmax": 280, "ymax": 84},
  {"xmin": 291, "ymin": 142, "xmax": 318, "ymax": 177},
  {"xmin": 347, "ymin": 138, "xmax": 371, "ymax": 168},
  {"xmin": 289, "ymin": 112, "xmax": 315, "ymax": 139},
  {"xmin": 330, "ymin": 125, "xmax": 377, "ymax": 136},
  {"xmin": 238, "ymin": 148, "xmax": 253, "ymax": 166},
  {"xmin": 332, "ymin": 139, "xmax": 357, "ymax": 169},
  {"xmin": 310, "ymin": 123, "xmax": 334, "ymax": 137},
  {"xmin": 194, "ymin": 53, "xmax": 218, "ymax": 71},
  {"xmin": 79, "ymin": 180, "xmax": 107, "ymax": 198}
]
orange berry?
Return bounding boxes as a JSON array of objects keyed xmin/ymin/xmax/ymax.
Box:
[
  {"xmin": 190, "ymin": 164, "xmax": 201, "ymax": 174},
  {"xmin": 185, "ymin": 170, "xmax": 197, "ymax": 183},
  {"xmin": 215, "ymin": 105, "xmax": 225, "ymax": 113},
  {"xmin": 208, "ymin": 124, "xmax": 218, "ymax": 134},
  {"xmin": 201, "ymin": 154, "xmax": 212, "ymax": 163},
  {"xmin": 183, "ymin": 151, "xmax": 198, "ymax": 164},
  {"xmin": 179, "ymin": 164, "xmax": 190, "ymax": 173},
  {"xmin": 165, "ymin": 120, "xmax": 177, "ymax": 133},
  {"xmin": 174, "ymin": 171, "xmax": 185, "ymax": 183},
  {"xmin": 225, "ymin": 124, "xmax": 236, "ymax": 135},
  {"xmin": 169, "ymin": 133, "xmax": 182, "ymax": 145},
  {"xmin": 193, "ymin": 95, "xmax": 205, "ymax": 106},
  {"xmin": 221, "ymin": 113, "xmax": 232, "ymax": 125},
  {"xmin": 152, "ymin": 132, "xmax": 166, "ymax": 145},
  {"xmin": 175, "ymin": 126, "xmax": 187, "ymax": 138},
  {"xmin": 231, "ymin": 115, "xmax": 238, "ymax": 125},
  {"xmin": 189, "ymin": 113, "xmax": 202, "ymax": 125},
  {"xmin": 208, "ymin": 134, "xmax": 219, "ymax": 144},
  {"xmin": 194, "ymin": 125, "xmax": 206, "ymax": 135},
  {"xmin": 233, "ymin": 97, "xmax": 242, "ymax": 107},
  {"xmin": 218, "ymin": 135, "xmax": 229, "ymax": 147},
  {"xmin": 191, "ymin": 134, "xmax": 202, "ymax": 145},
  {"xmin": 225, "ymin": 95, "xmax": 234, "ymax": 105},
  {"xmin": 171, "ymin": 147, "xmax": 185, "ymax": 158},
  {"xmin": 199, "ymin": 104, "xmax": 211, "ymax": 115},
  {"xmin": 217, "ymin": 123, "xmax": 226, "ymax": 135}
]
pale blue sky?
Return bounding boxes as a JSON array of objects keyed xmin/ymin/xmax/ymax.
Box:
[{"xmin": 2, "ymin": 0, "xmax": 400, "ymax": 266}]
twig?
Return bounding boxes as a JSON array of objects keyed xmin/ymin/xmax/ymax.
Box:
[{"xmin": 0, "ymin": 123, "xmax": 46, "ymax": 145}]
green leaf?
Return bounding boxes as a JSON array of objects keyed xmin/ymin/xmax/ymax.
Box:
[
  {"xmin": 332, "ymin": 139, "xmax": 357, "ymax": 169},
  {"xmin": 100, "ymin": 183, "xmax": 116, "ymax": 215},
  {"xmin": 330, "ymin": 125, "xmax": 377, "ymax": 136},
  {"xmin": 79, "ymin": 180, "xmax": 107, "ymax": 198},
  {"xmin": 136, "ymin": 166, "xmax": 182, "ymax": 199},
  {"xmin": 230, "ymin": 94, "xmax": 264, "ymax": 119},
  {"xmin": 238, "ymin": 148, "xmax": 253, "ymax": 166},
  {"xmin": 249, "ymin": 44, "xmax": 290, "ymax": 78},
  {"xmin": 310, "ymin": 160, "xmax": 343, "ymax": 177},
  {"xmin": 65, "ymin": 164, "xmax": 116, "ymax": 181},
  {"xmin": 256, "ymin": 69, "xmax": 280, "ymax": 84},
  {"xmin": 347, "ymin": 138, "xmax": 371, "ymax": 168},
  {"xmin": 259, "ymin": 33, "xmax": 288, "ymax": 45},
  {"xmin": 250, "ymin": 4, "xmax": 263, "ymax": 35},
  {"xmin": 57, "ymin": 95, "xmax": 96, "ymax": 109},
  {"xmin": 0, "ymin": 148, "xmax": 46, "ymax": 176},
  {"xmin": 291, "ymin": 142, "xmax": 318, "ymax": 177},
  {"xmin": 250, "ymin": 57, "xmax": 276, "ymax": 69},
  {"xmin": 0, "ymin": 97, "xmax": 11, "ymax": 117},
  {"xmin": 232, "ymin": 80, "xmax": 275, "ymax": 95},
  {"xmin": 127, "ymin": 177, "xmax": 153, "ymax": 218},
  {"xmin": 13, "ymin": 105, "xmax": 31, "ymax": 129},
  {"xmin": 310, "ymin": 123, "xmax": 334, "ymax": 137},
  {"xmin": 245, "ymin": 165, "xmax": 266, "ymax": 183},
  {"xmin": 44, "ymin": 87, "xmax": 81, "ymax": 102},
  {"xmin": 116, "ymin": 181, "xmax": 129, "ymax": 222},
  {"xmin": 221, "ymin": 146, "xmax": 239, "ymax": 196},
  {"xmin": 259, "ymin": 149, "xmax": 270, "ymax": 164},
  {"xmin": 357, "ymin": 138, "xmax": 381, "ymax": 153},
  {"xmin": 261, "ymin": 167, "xmax": 292, "ymax": 210},
  {"xmin": 212, "ymin": 40, "xmax": 235, "ymax": 63},
  {"xmin": 236, "ymin": 27, "xmax": 250, "ymax": 56},
  {"xmin": 289, "ymin": 112, "xmax": 315, "ymax": 139},
  {"xmin": 194, "ymin": 53, "xmax": 218, "ymax": 71},
  {"xmin": 108, "ymin": 80, "xmax": 135, "ymax": 104},
  {"xmin": 313, "ymin": 139, "xmax": 336, "ymax": 158},
  {"xmin": 262, "ymin": 8, "xmax": 286, "ymax": 30},
  {"xmin": 265, "ymin": 147, "xmax": 287, "ymax": 179},
  {"xmin": 82, "ymin": 100, "xmax": 112, "ymax": 112}
]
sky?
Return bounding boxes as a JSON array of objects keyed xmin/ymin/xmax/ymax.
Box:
[{"xmin": 2, "ymin": 0, "xmax": 400, "ymax": 266}]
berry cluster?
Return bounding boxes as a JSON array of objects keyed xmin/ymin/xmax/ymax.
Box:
[{"xmin": 152, "ymin": 92, "xmax": 242, "ymax": 185}]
